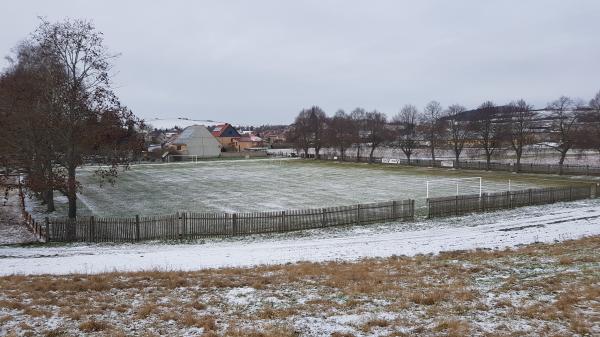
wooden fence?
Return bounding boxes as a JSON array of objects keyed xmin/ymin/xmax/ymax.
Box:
[
  {"xmin": 319, "ymin": 155, "xmax": 600, "ymax": 176},
  {"xmin": 427, "ymin": 185, "xmax": 594, "ymax": 218},
  {"xmin": 45, "ymin": 199, "xmax": 416, "ymax": 242}
]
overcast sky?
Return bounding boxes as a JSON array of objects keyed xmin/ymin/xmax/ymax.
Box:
[{"xmin": 1, "ymin": 1, "xmax": 599, "ymax": 125}]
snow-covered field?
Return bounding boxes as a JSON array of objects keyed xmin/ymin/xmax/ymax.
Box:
[
  {"xmin": 2, "ymin": 199, "xmax": 599, "ymax": 276},
  {"xmin": 36, "ymin": 159, "xmax": 554, "ymax": 218}
]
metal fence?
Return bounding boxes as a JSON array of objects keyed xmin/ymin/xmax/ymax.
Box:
[
  {"xmin": 44, "ymin": 199, "xmax": 416, "ymax": 242},
  {"xmin": 319, "ymin": 154, "xmax": 600, "ymax": 176},
  {"xmin": 427, "ymin": 185, "xmax": 594, "ymax": 218}
]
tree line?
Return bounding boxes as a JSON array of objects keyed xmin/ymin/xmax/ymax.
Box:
[
  {"xmin": 0, "ymin": 19, "xmax": 143, "ymax": 218},
  {"xmin": 287, "ymin": 94, "xmax": 600, "ymax": 172}
]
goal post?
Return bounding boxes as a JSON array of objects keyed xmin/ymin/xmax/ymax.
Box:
[{"xmin": 426, "ymin": 177, "xmax": 482, "ymax": 199}]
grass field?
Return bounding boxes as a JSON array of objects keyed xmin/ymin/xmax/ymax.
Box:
[
  {"xmin": 0, "ymin": 236, "xmax": 597, "ymax": 336},
  {"xmin": 29, "ymin": 158, "xmax": 584, "ymax": 218}
]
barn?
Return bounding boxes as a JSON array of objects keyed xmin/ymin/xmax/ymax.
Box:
[{"xmin": 169, "ymin": 125, "xmax": 222, "ymax": 158}]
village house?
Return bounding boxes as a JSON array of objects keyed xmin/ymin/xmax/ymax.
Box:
[
  {"xmin": 210, "ymin": 123, "xmax": 242, "ymax": 151},
  {"xmin": 233, "ymin": 135, "xmax": 265, "ymax": 151}
]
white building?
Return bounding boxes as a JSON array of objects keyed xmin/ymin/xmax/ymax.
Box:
[{"xmin": 170, "ymin": 125, "xmax": 222, "ymax": 158}]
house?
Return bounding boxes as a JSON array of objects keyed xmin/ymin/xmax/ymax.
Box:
[
  {"xmin": 233, "ymin": 135, "xmax": 265, "ymax": 151},
  {"xmin": 168, "ymin": 125, "xmax": 222, "ymax": 158},
  {"xmin": 210, "ymin": 123, "xmax": 242, "ymax": 151}
]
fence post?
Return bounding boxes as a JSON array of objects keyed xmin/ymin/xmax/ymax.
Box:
[
  {"xmin": 44, "ymin": 217, "xmax": 50, "ymax": 242},
  {"xmin": 410, "ymin": 199, "xmax": 415, "ymax": 220},
  {"xmin": 321, "ymin": 208, "xmax": 326, "ymax": 227},
  {"xmin": 280, "ymin": 211, "xmax": 286, "ymax": 232},
  {"xmin": 392, "ymin": 200, "xmax": 397, "ymax": 219},
  {"xmin": 89, "ymin": 216, "xmax": 95, "ymax": 242},
  {"xmin": 232, "ymin": 213, "xmax": 238, "ymax": 235},
  {"xmin": 356, "ymin": 204, "xmax": 361, "ymax": 225},
  {"xmin": 135, "ymin": 215, "xmax": 140, "ymax": 241},
  {"xmin": 455, "ymin": 196, "xmax": 459, "ymax": 216},
  {"xmin": 569, "ymin": 186, "xmax": 573, "ymax": 201},
  {"xmin": 481, "ymin": 193, "xmax": 486, "ymax": 212}
]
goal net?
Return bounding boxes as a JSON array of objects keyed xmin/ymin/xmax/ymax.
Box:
[{"xmin": 426, "ymin": 177, "xmax": 482, "ymax": 199}]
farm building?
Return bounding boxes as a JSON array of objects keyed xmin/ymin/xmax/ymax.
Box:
[{"xmin": 169, "ymin": 125, "xmax": 222, "ymax": 158}]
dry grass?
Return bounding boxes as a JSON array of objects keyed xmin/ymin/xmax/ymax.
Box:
[{"xmin": 0, "ymin": 236, "xmax": 598, "ymax": 336}]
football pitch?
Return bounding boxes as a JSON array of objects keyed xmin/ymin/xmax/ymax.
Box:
[{"xmin": 43, "ymin": 159, "xmax": 566, "ymax": 218}]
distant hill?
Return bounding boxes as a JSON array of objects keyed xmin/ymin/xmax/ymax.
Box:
[{"xmin": 144, "ymin": 118, "xmax": 225, "ymax": 130}]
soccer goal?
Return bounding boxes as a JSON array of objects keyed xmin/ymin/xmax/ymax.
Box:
[{"xmin": 425, "ymin": 177, "xmax": 482, "ymax": 199}]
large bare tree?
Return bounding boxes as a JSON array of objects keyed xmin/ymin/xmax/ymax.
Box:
[
  {"xmin": 327, "ymin": 110, "xmax": 357, "ymax": 160},
  {"xmin": 350, "ymin": 108, "xmax": 367, "ymax": 161},
  {"xmin": 24, "ymin": 19, "xmax": 142, "ymax": 218},
  {"xmin": 445, "ymin": 104, "xmax": 469, "ymax": 167},
  {"xmin": 364, "ymin": 110, "xmax": 389, "ymax": 163},
  {"xmin": 506, "ymin": 99, "xmax": 536, "ymax": 172},
  {"xmin": 546, "ymin": 96, "xmax": 582, "ymax": 172},
  {"xmin": 472, "ymin": 101, "xmax": 502, "ymax": 170},
  {"xmin": 392, "ymin": 104, "xmax": 419, "ymax": 164},
  {"xmin": 421, "ymin": 101, "xmax": 444, "ymax": 161}
]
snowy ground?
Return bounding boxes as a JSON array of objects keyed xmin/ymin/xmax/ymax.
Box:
[
  {"xmin": 0, "ymin": 189, "xmax": 37, "ymax": 245},
  {"xmin": 35, "ymin": 159, "xmax": 555, "ymax": 219},
  {"xmin": 2, "ymin": 198, "xmax": 599, "ymax": 276}
]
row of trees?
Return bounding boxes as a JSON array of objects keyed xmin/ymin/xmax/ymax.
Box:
[
  {"xmin": 287, "ymin": 93, "xmax": 600, "ymax": 172},
  {"xmin": 0, "ymin": 19, "xmax": 143, "ymax": 218}
]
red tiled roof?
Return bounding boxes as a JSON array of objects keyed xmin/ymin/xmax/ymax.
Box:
[{"xmin": 210, "ymin": 124, "xmax": 229, "ymax": 137}]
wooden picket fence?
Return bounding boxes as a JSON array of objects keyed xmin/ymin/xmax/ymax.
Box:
[
  {"xmin": 427, "ymin": 185, "xmax": 594, "ymax": 218},
  {"xmin": 45, "ymin": 199, "xmax": 416, "ymax": 242}
]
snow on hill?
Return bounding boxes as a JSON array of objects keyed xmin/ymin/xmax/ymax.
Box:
[{"xmin": 144, "ymin": 118, "xmax": 226, "ymax": 130}]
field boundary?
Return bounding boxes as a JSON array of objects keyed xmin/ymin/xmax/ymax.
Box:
[
  {"xmin": 427, "ymin": 185, "xmax": 595, "ymax": 218},
  {"xmin": 44, "ymin": 199, "xmax": 416, "ymax": 242},
  {"xmin": 319, "ymin": 154, "xmax": 600, "ymax": 176}
]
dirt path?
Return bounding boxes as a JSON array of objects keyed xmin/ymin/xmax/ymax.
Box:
[{"xmin": 0, "ymin": 189, "xmax": 37, "ymax": 245}]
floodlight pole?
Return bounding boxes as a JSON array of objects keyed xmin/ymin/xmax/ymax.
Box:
[
  {"xmin": 426, "ymin": 181, "xmax": 429, "ymax": 199},
  {"xmin": 479, "ymin": 177, "xmax": 482, "ymax": 197}
]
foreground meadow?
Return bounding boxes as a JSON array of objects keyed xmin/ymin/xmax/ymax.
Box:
[{"xmin": 1, "ymin": 236, "xmax": 598, "ymax": 336}]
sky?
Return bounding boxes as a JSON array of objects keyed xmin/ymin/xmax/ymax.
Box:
[{"xmin": 1, "ymin": 1, "xmax": 599, "ymax": 125}]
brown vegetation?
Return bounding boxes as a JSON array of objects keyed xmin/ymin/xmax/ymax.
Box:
[{"xmin": 0, "ymin": 236, "xmax": 598, "ymax": 336}]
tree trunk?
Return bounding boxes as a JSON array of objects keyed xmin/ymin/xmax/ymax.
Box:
[
  {"xmin": 315, "ymin": 147, "xmax": 320, "ymax": 160},
  {"xmin": 369, "ymin": 146, "xmax": 376, "ymax": 163},
  {"xmin": 515, "ymin": 151, "xmax": 522, "ymax": 173},
  {"xmin": 558, "ymin": 150, "xmax": 567, "ymax": 175},
  {"xmin": 407, "ymin": 153, "xmax": 411, "ymax": 165},
  {"xmin": 356, "ymin": 145, "xmax": 361, "ymax": 162},
  {"xmin": 45, "ymin": 189, "xmax": 55, "ymax": 213},
  {"xmin": 67, "ymin": 165, "xmax": 77, "ymax": 219},
  {"xmin": 455, "ymin": 151, "xmax": 460, "ymax": 169},
  {"xmin": 486, "ymin": 153, "xmax": 491, "ymax": 171},
  {"xmin": 430, "ymin": 145, "xmax": 436, "ymax": 162}
]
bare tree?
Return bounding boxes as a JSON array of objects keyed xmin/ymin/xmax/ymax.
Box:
[
  {"xmin": 472, "ymin": 101, "xmax": 502, "ymax": 170},
  {"xmin": 30, "ymin": 18, "xmax": 142, "ymax": 218},
  {"xmin": 327, "ymin": 110, "xmax": 357, "ymax": 160},
  {"xmin": 583, "ymin": 91, "xmax": 600, "ymax": 157},
  {"xmin": 445, "ymin": 104, "xmax": 469, "ymax": 167},
  {"xmin": 350, "ymin": 108, "xmax": 366, "ymax": 161},
  {"xmin": 308, "ymin": 106, "xmax": 327, "ymax": 159},
  {"xmin": 392, "ymin": 104, "xmax": 419, "ymax": 164},
  {"xmin": 288, "ymin": 109, "xmax": 312, "ymax": 157},
  {"xmin": 364, "ymin": 110, "xmax": 389, "ymax": 163},
  {"xmin": 421, "ymin": 101, "xmax": 444, "ymax": 161},
  {"xmin": 506, "ymin": 99, "xmax": 536, "ymax": 172},
  {"xmin": 546, "ymin": 96, "xmax": 582, "ymax": 173}
]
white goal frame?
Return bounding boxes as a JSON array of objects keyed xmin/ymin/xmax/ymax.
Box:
[{"xmin": 426, "ymin": 177, "xmax": 482, "ymax": 199}]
